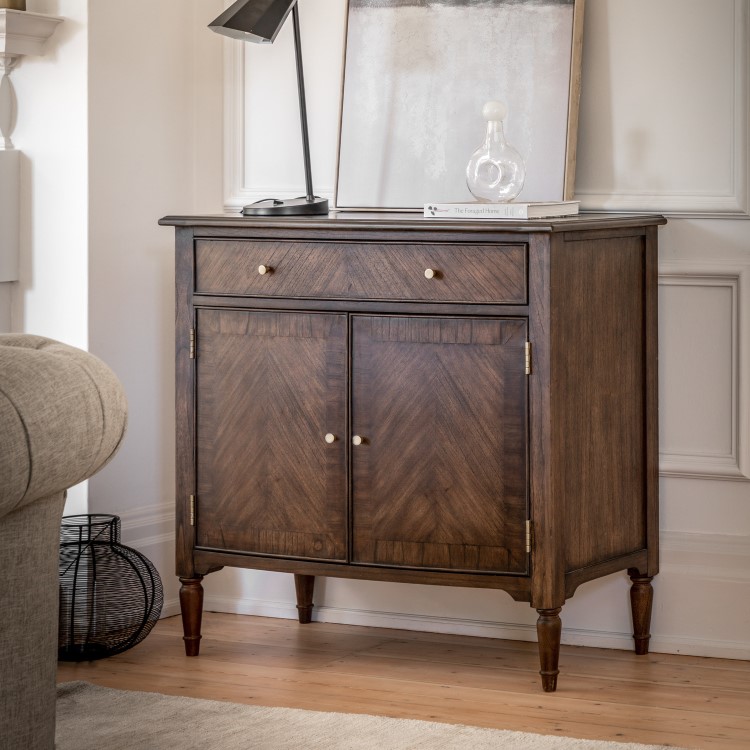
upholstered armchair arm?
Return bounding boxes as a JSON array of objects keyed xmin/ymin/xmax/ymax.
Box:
[
  {"xmin": 0, "ymin": 335, "xmax": 128, "ymax": 750},
  {"xmin": 0, "ymin": 335, "xmax": 128, "ymax": 518}
]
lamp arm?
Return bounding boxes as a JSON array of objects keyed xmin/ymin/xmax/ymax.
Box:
[{"xmin": 291, "ymin": 2, "xmax": 314, "ymax": 202}]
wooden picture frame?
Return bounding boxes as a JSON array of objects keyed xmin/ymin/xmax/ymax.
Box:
[{"xmin": 334, "ymin": 0, "xmax": 585, "ymax": 210}]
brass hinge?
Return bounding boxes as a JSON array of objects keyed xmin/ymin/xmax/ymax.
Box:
[
  {"xmin": 189, "ymin": 495, "xmax": 196, "ymax": 527},
  {"xmin": 526, "ymin": 520, "xmax": 533, "ymax": 554},
  {"xmin": 525, "ymin": 341, "xmax": 532, "ymax": 375},
  {"xmin": 189, "ymin": 328, "xmax": 196, "ymax": 359}
]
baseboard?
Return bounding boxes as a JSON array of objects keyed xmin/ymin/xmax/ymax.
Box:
[
  {"xmin": 201, "ymin": 593, "xmax": 749, "ymax": 661},
  {"xmin": 153, "ymin": 529, "xmax": 750, "ymax": 661},
  {"xmin": 161, "ymin": 598, "xmax": 181, "ymax": 619},
  {"xmin": 203, "ymin": 592, "xmax": 540, "ymax": 643},
  {"xmin": 114, "ymin": 501, "xmax": 174, "ymax": 549}
]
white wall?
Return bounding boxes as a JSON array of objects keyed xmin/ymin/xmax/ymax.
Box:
[
  {"xmin": 10, "ymin": 0, "xmax": 90, "ymax": 511},
  {"xmin": 204, "ymin": 0, "xmax": 750, "ymax": 660},
  {"xmin": 11, "ymin": 0, "xmax": 88, "ymax": 347},
  {"xmin": 577, "ymin": 0, "xmax": 750, "ymax": 656},
  {"xmin": 7, "ymin": 0, "xmax": 223, "ymax": 572},
  {"xmin": 86, "ymin": 0, "xmax": 224, "ymax": 608}
]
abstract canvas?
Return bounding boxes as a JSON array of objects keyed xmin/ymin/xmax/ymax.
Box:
[{"xmin": 335, "ymin": 0, "xmax": 583, "ymax": 209}]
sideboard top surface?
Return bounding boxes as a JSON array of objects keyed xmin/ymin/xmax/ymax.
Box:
[{"xmin": 159, "ymin": 212, "xmax": 666, "ymax": 235}]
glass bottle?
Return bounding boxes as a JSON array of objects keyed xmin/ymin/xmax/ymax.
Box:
[{"xmin": 466, "ymin": 101, "xmax": 526, "ymax": 203}]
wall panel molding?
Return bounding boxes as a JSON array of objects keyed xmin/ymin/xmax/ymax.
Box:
[
  {"xmin": 577, "ymin": 0, "xmax": 749, "ymax": 218},
  {"xmin": 224, "ymin": 2, "xmax": 749, "ymax": 218},
  {"xmin": 658, "ymin": 261, "xmax": 749, "ymax": 481},
  {"xmin": 660, "ymin": 530, "xmax": 750, "ymax": 583},
  {"xmin": 224, "ymin": 41, "xmax": 335, "ymax": 211},
  {"xmin": 224, "ymin": 41, "xmax": 246, "ymax": 210}
]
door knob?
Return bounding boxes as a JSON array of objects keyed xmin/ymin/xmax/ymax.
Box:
[
  {"xmin": 424, "ymin": 268, "xmax": 438, "ymax": 279},
  {"xmin": 258, "ymin": 264, "xmax": 273, "ymax": 275},
  {"xmin": 352, "ymin": 435, "xmax": 364, "ymax": 446},
  {"xmin": 324, "ymin": 433, "xmax": 337, "ymax": 444}
]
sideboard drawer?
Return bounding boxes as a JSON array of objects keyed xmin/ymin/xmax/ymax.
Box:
[{"xmin": 194, "ymin": 240, "xmax": 527, "ymax": 304}]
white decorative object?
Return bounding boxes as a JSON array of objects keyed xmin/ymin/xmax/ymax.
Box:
[
  {"xmin": 465, "ymin": 101, "xmax": 526, "ymax": 203},
  {"xmin": 0, "ymin": 58, "xmax": 14, "ymax": 149},
  {"xmin": 0, "ymin": 9, "xmax": 64, "ymax": 148},
  {"xmin": 0, "ymin": 8, "xmax": 62, "ymax": 282}
]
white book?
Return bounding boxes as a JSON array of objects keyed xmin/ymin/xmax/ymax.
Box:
[{"xmin": 424, "ymin": 201, "xmax": 580, "ymax": 220}]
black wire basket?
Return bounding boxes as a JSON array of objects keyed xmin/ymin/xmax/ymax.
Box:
[{"xmin": 58, "ymin": 514, "xmax": 163, "ymax": 661}]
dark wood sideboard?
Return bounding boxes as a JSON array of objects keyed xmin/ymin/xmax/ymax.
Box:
[{"xmin": 160, "ymin": 212, "xmax": 665, "ymax": 692}]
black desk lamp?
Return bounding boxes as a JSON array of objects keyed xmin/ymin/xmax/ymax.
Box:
[{"xmin": 209, "ymin": 0, "xmax": 328, "ymax": 216}]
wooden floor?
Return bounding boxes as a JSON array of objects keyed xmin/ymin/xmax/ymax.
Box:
[{"xmin": 57, "ymin": 612, "xmax": 750, "ymax": 749}]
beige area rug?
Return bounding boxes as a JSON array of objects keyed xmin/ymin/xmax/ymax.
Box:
[{"xmin": 57, "ymin": 681, "xmax": 680, "ymax": 750}]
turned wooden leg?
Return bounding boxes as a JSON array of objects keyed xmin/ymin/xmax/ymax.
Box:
[
  {"xmin": 536, "ymin": 607, "xmax": 562, "ymax": 692},
  {"xmin": 628, "ymin": 569, "xmax": 654, "ymax": 656},
  {"xmin": 179, "ymin": 576, "xmax": 204, "ymax": 656},
  {"xmin": 294, "ymin": 574, "xmax": 315, "ymax": 624}
]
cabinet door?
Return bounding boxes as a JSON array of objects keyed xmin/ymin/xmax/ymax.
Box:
[
  {"xmin": 352, "ymin": 316, "xmax": 528, "ymax": 574},
  {"xmin": 194, "ymin": 309, "xmax": 347, "ymax": 561}
]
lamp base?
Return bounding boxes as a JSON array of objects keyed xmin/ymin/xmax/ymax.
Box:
[{"xmin": 242, "ymin": 196, "xmax": 329, "ymax": 217}]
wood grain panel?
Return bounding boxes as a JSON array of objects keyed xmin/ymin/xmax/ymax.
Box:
[
  {"xmin": 175, "ymin": 227, "xmax": 197, "ymax": 579},
  {"xmin": 194, "ymin": 309, "xmax": 347, "ymax": 561},
  {"xmin": 553, "ymin": 235, "xmax": 647, "ymax": 571},
  {"xmin": 644, "ymin": 225, "xmax": 659, "ymax": 577},
  {"xmin": 193, "ymin": 549, "xmax": 531, "ymax": 600},
  {"xmin": 527, "ymin": 232, "xmax": 562, "ymax": 610},
  {"xmin": 351, "ymin": 316, "xmax": 528, "ymax": 574},
  {"xmin": 194, "ymin": 240, "xmax": 527, "ymax": 304}
]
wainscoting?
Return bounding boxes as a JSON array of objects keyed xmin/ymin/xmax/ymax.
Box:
[{"xmin": 119, "ymin": 499, "xmax": 750, "ymax": 661}]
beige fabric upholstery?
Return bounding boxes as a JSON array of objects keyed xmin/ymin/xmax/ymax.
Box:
[{"xmin": 0, "ymin": 335, "xmax": 127, "ymax": 750}]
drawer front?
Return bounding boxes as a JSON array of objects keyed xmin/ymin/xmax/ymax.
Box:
[{"xmin": 195, "ymin": 240, "xmax": 527, "ymax": 304}]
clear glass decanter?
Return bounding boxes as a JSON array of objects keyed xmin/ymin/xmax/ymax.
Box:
[{"xmin": 466, "ymin": 101, "xmax": 526, "ymax": 203}]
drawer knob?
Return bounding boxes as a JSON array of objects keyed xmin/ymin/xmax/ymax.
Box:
[
  {"xmin": 258, "ymin": 264, "xmax": 273, "ymax": 275},
  {"xmin": 352, "ymin": 435, "xmax": 364, "ymax": 446},
  {"xmin": 424, "ymin": 268, "xmax": 438, "ymax": 279},
  {"xmin": 324, "ymin": 433, "xmax": 337, "ymax": 444}
]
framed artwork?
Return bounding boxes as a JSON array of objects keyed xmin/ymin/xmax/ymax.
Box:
[{"xmin": 334, "ymin": 0, "xmax": 585, "ymax": 210}]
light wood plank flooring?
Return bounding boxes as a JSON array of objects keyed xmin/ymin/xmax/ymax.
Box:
[{"xmin": 57, "ymin": 613, "xmax": 750, "ymax": 749}]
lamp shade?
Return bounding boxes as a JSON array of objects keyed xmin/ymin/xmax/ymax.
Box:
[{"xmin": 208, "ymin": 0, "xmax": 296, "ymax": 43}]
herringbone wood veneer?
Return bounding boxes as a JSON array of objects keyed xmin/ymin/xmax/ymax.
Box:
[
  {"xmin": 195, "ymin": 309, "xmax": 347, "ymax": 561},
  {"xmin": 352, "ymin": 316, "xmax": 528, "ymax": 573}
]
